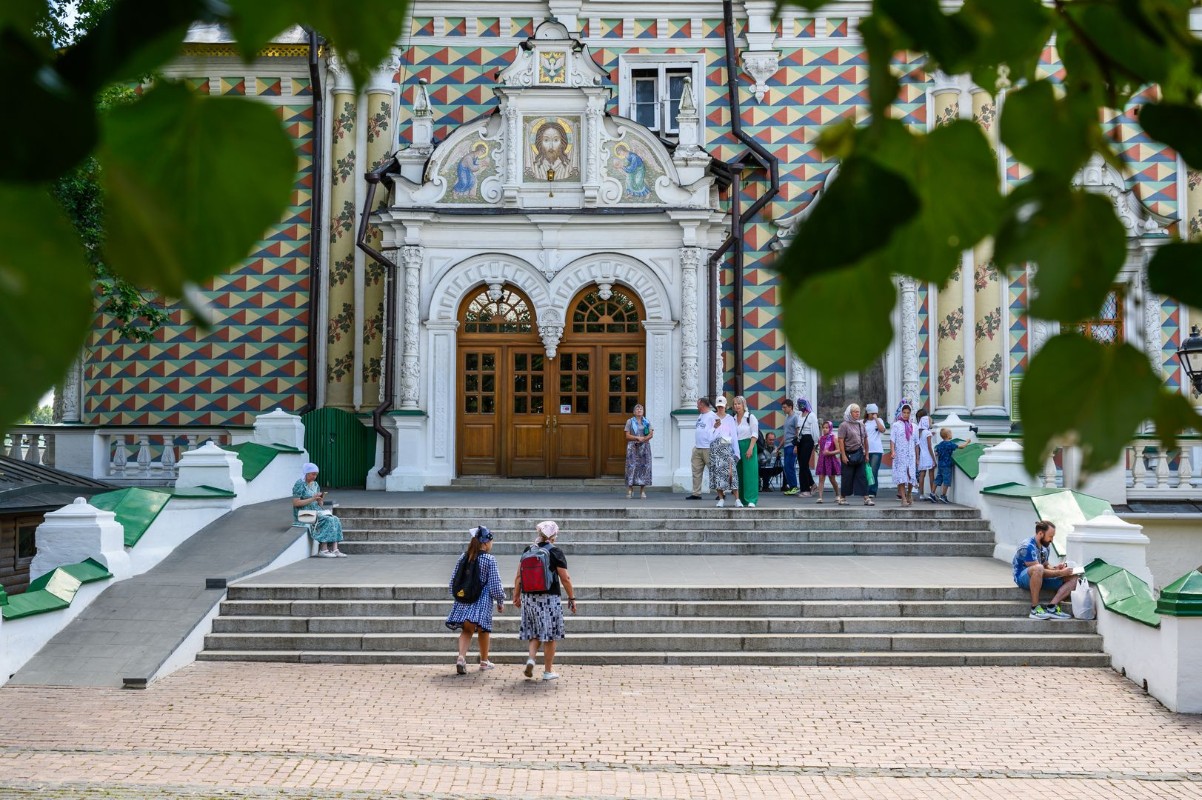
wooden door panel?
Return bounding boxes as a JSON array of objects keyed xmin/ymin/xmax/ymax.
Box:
[
  {"xmin": 507, "ymin": 349, "xmax": 549, "ymax": 477},
  {"xmin": 458, "ymin": 348, "xmax": 500, "ymax": 475},
  {"xmin": 602, "ymin": 347, "xmax": 643, "ymax": 475},
  {"xmin": 552, "ymin": 349, "xmax": 594, "ymax": 477}
]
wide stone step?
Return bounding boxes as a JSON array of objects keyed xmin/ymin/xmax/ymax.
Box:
[
  {"xmin": 225, "ymin": 584, "xmax": 1035, "ymax": 602},
  {"xmin": 341, "ymin": 529, "xmax": 996, "ymax": 543},
  {"xmin": 204, "ymin": 631, "xmax": 1102, "ymax": 654},
  {"xmin": 334, "ymin": 541, "xmax": 997, "ymax": 557},
  {"xmin": 219, "ymin": 598, "xmax": 1040, "ymax": 618},
  {"xmin": 337, "ymin": 518, "xmax": 993, "ymax": 532},
  {"xmin": 211, "ymin": 615, "xmax": 1097, "ymax": 635},
  {"xmin": 195, "ymin": 650, "xmax": 1112, "ymax": 667},
  {"xmin": 334, "ymin": 507, "xmax": 983, "ymax": 521}
]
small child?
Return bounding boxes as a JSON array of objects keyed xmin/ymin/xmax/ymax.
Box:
[{"xmin": 932, "ymin": 428, "xmax": 968, "ymax": 504}]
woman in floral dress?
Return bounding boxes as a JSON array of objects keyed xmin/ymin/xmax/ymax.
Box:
[
  {"xmin": 292, "ymin": 462, "xmax": 345, "ymax": 557},
  {"xmin": 890, "ymin": 402, "xmax": 918, "ymax": 506},
  {"xmin": 708, "ymin": 396, "xmax": 741, "ymax": 508},
  {"xmin": 624, "ymin": 403, "xmax": 654, "ymax": 498}
]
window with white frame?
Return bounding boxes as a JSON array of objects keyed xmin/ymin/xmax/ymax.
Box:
[{"xmin": 618, "ymin": 56, "xmax": 704, "ymax": 138}]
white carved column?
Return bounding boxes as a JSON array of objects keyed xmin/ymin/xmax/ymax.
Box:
[
  {"xmin": 61, "ymin": 357, "xmax": 82, "ymax": 423},
  {"xmin": 583, "ymin": 93, "xmax": 603, "ymax": 205},
  {"xmin": 400, "ymin": 245, "xmax": 423, "ymax": 408},
  {"xmin": 899, "ymin": 276, "xmax": 921, "ymax": 403},
  {"xmin": 679, "ymin": 247, "xmax": 702, "ymax": 406},
  {"xmin": 503, "ymin": 99, "xmax": 521, "ymax": 205},
  {"xmin": 643, "ymin": 320, "xmax": 678, "ymax": 465},
  {"xmin": 426, "ymin": 320, "xmax": 458, "ymax": 462}
]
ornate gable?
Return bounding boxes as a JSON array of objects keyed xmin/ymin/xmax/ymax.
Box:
[{"xmin": 391, "ymin": 20, "xmax": 714, "ymax": 210}]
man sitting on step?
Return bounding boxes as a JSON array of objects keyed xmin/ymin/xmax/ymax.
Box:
[
  {"xmin": 758, "ymin": 432, "xmax": 783, "ymax": 492},
  {"xmin": 1012, "ymin": 520, "xmax": 1077, "ymax": 620}
]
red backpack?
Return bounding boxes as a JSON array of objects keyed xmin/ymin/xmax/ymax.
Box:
[{"xmin": 519, "ymin": 544, "xmax": 554, "ymax": 592}]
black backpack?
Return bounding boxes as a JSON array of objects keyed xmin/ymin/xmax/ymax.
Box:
[{"xmin": 451, "ymin": 555, "xmax": 484, "ymax": 604}]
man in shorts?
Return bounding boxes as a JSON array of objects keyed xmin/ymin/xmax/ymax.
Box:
[{"xmin": 1013, "ymin": 520, "xmax": 1078, "ymax": 620}]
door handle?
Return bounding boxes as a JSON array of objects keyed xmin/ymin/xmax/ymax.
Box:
[
  {"xmin": 552, "ymin": 416, "xmax": 558, "ymax": 432},
  {"xmin": 544, "ymin": 415, "xmax": 551, "ymax": 430}
]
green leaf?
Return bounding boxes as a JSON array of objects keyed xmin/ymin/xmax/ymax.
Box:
[
  {"xmin": 956, "ymin": 0, "xmax": 1053, "ymax": 93},
  {"xmin": 999, "ymin": 80, "xmax": 1094, "ymax": 179},
  {"xmin": 0, "ymin": 30, "xmax": 97, "ymax": 182},
  {"xmin": 98, "ymin": 82, "xmax": 297, "ymax": 295},
  {"xmin": 995, "ymin": 182, "xmax": 1127, "ymax": 323},
  {"xmin": 0, "ymin": 185, "xmax": 92, "ymax": 433},
  {"xmin": 1147, "ymin": 242, "xmax": 1202, "ymax": 309},
  {"xmin": 876, "ymin": 0, "xmax": 977, "ymax": 75},
  {"xmin": 228, "ymin": 0, "xmax": 413, "ymax": 93},
  {"xmin": 780, "ymin": 258, "xmax": 897, "ymax": 377},
  {"xmin": 867, "ymin": 119, "xmax": 1004, "ymax": 283},
  {"xmin": 56, "ymin": 0, "xmax": 210, "ymax": 97},
  {"xmin": 858, "ymin": 15, "xmax": 900, "ymax": 118},
  {"xmin": 1066, "ymin": 3, "xmax": 1171, "ymax": 86},
  {"xmin": 1137, "ymin": 103, "xmax": 1202, "ymax": 170},
  {"xmin": 775, "ymin": 157, "xmax": 919, "ymax": 282},
  {"xmin": 1021, "ymin": 336, "xmax": 1202, "ymax": 475}
]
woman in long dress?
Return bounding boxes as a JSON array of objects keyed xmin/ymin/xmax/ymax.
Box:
[
  {"xmin": 708, "ymin": 396, "xmax": 741, "ymax": 508},
  {"xmin": 291, "ymin": 462, "xmax": 345, "ymax": 557},
  {"xmin": 890, "ymin": 402, "xmax": 918, "ymax": 506},
  {"xmin": 624, "ymin": 403, "xmax": 653, "ymax": 499}
]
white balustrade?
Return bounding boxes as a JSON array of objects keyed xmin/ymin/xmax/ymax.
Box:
[{"xmin": 1124, "ymin": 437, "xmax": 1202, "ymax": 500}]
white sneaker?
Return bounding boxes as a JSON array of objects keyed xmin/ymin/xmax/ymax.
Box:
[
  {"xmin": 736, "ymin": 500, "xmax": 745, "ymax": 508},
  {"xmin": 715, "ymin": 499, "xmax": 725, "ymax": 508},
  {"xmin": 747, "ymin": 502, "xmax": 756, "ymax": 508},
  {"xmin": 542, "ymin": 671, "xmax": 560, "ymax": 681},
  {"xmin": 317, "ymin": 550, "xmax": 336, "ymax": 558},
  {"xmin": 332, "ymin": 549, "xmax": 348, "ymax": 558},
  {"xmin": 524, "ymin": 659, "xmax": 535, "ymax": 678}
]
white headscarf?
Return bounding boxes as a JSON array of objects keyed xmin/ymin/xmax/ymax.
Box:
[{"xmin": 301, "ymin": 462, "xmax": 319, "ymax": 479}]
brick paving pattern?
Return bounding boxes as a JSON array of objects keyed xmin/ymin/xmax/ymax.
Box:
[{"xmin": 1, "ymin": 663, "xmax": 1200, "ymax": 799}]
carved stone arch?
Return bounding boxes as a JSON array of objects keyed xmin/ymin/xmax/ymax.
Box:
[
  {"xmin": 548, "ymin": 253, "xmax": 673, "ymax": 323},
  {"xmin": 427, "ymin": 254, "xmax": 556, "ymax": 325}
]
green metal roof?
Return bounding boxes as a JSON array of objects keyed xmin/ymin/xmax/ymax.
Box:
[
  {"xmin": 223, "ymin": 441, "xmax": 303, "ymax": 482},
  {"xmin": 2, "ymin": 558, "xmax": 112, "ymax": 620},
  {"xmin": 1156, "ymin": 570, "xmax": 1202, "ymax": 617},
  {"xmin": 1083, "ymin": 559, "xmax": 1160, "ymax": 628},
  {"xmin": 89, "ymin": 487, "xmax": 172, "ymax": 547},
  {"xmin": 950, "ymin": 441, "xmax": 987, "ymax": 479}
]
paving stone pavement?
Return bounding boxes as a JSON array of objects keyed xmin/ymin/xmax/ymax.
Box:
[{"xmin": 2, "ymin": 663, "xmax": 1201, "ymax": 799}]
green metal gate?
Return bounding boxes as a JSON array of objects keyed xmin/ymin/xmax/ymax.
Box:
[{"xmin": 301, "ymin": 408, "xmax": 377, "ymax": 488}]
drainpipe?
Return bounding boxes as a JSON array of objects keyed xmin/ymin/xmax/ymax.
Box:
[
  {"xmin": 301, "ymin": 28, "xmax": 325, "ymax": 414},
  {"xmin": 357, "ymin": 156, "xmax": 401, "ymax": 477},
  {"xmin": 713, "ymin": 0, "xmax": 780, "ymax": 398}
]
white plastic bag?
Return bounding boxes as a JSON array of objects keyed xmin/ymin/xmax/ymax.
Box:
[{"xmin": 1071, "ymin": 577, "xmax": 1096, "ymax": 620}]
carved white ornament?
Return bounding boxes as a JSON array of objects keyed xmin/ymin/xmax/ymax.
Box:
[
  {"xmin": 401, "ymin": 245, "xmax": 422, "ymax": 408},
  {"xmin": 539, "ymin": 325, "xmax": 564, "ymax": 357},
  {"xmin": 679, "ymin": 247, "xmax": 701, "ymax": 406},
  {"xmin": 741, "ymin": 51, "xmax": 780, "ymax": 104},
  {"xmin": 900, "ymin": 276, "xmax": 921, "ymax": 404}
]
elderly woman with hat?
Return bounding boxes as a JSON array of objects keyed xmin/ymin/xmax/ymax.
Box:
[
  {"xmin": 447, "ymin": 525, "xmax": 506, "ymax": 674},
  {"xmin": 513, "ymin": 520, "xmax": 576, "ymax": 681},
  {"xmin": 291, "ymin": 462, "xmax": 345, "ymax": 557}
]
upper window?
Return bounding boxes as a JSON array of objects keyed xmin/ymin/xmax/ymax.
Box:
[
  {"xmin": 460, "ymin": 287, "xmax": 534, "ymax": 334},
  {"xmin": 618, "ymin": 56, "xmax": 704, "ymax": 138},
  {"xmin": 571, "ymin": 289, "xmax": 642, "ymax": 334},
  {"xmin": 1077, "ymin": 288, "xmax": 1124, "ymax": 345}
]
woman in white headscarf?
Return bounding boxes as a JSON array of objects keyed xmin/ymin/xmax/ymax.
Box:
[
  {"xmin": 513, "ymin": 520, "xmax": 576, "ymax": 682},
  {"xmin": 292, "ymin": 462, "xmax": 345, "ymax": 557}
]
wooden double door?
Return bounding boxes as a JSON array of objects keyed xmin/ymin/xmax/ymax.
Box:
[{"xmin": 458, "ymin": 344, "xmax": 644, "ymax": 477}]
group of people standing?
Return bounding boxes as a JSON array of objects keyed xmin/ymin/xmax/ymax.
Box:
[{"xmin": 685, "ymin": 396, "xmax": 962, "ymax": 507}]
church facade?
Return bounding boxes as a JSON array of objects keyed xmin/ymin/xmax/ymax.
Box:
[{"xmin": 66, "ymin": 1, "xmax": 1200, "ymax": 489}]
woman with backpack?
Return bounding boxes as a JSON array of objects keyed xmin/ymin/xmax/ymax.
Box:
[
  {"xmin": 446, "ymin": 525, "xmax": 505, "ymax": 674},
  {"xmin": 513, "ymin": 520, "xmax": 575, "ymax": 681}
]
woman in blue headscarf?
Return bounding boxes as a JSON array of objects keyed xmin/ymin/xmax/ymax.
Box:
[{"xmin": 292, "ymin": 462, "xmax": 345, "ymax": 557}]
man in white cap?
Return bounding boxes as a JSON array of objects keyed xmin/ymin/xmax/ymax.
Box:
[{"xmin": 687, "ymin": 397, "xmax": 717, "ymax": 499}]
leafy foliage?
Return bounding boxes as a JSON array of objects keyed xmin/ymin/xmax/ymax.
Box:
[
  {"xmin": 0, "ymin": 0, "xmax": 408, "ymax": 435},
  {"xmin": 777, "ymin": 0, "xmax": 1202, "ymax": 477}
]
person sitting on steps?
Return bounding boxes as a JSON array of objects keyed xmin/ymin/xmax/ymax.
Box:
[
  {"xmin": 758, "ymin": 432, "xmax": 783, "ymax": 492},
  {"xmin": 1013, "ymin": 520, "xmax": 1077, "ymax": 620}
]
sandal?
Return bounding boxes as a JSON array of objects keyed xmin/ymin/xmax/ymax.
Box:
[
  {"xmin": 626, "ymin": 489, "xmax": 632, "ymax": 499},
  {"xmin": 837, "ymin": 497, "xmax": 847, "ymax": 505},
  {"xmin": 865, "ymin": 498, "xmax": 875, "ymax": 506},
  {"xmin": 640, "ymin": 491, "xmax": 647, "ymax": 500},
  {"xmin": 815, "ymin": 497, "xmax": 824, "ymax": 504}
]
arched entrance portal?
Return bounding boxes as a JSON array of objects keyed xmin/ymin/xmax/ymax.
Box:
[{"xmin": 455, "ymin": 284, "xmax": 647, "ymax": 478}]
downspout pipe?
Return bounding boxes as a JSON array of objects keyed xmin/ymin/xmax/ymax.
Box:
[
  {"xmin": 357, "ymin": 156, "xmax": 401, "ymax": 478},
  {"xmin": 302, "ymin": 28, "xmax": 325, "ymax": 414},
  {"xmin": 717, "ymin": 0, "xmax": 780, "ymax": 397}
]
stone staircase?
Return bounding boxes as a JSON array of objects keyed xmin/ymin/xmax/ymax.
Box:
[
  {"xmin": 198, "ymin": 504, "xmax": 1106, "ymax": 667},
  {"xmin": 333, "ymin": 505, "xmax": 998, "ymax": 557}
]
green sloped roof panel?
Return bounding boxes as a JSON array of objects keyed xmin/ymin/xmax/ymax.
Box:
[
  {"xmin": 223, "ymin": 441, "xmax": 301, "ymax": 482},
  {"xmin": 90, "ymin": 487, "xmax": 172, "ymax": 547},
  {"xmin": 1, "ymin": 558, "xmax": 112, "ymax": 620},
  {"xmin": 951, "ymin": 442, "xmax": 987, "ymax": 479},
  {"xmin": 2, "ymin": 591, "xmax": 69, "ymax": 619},
  {"xmin": 1084, "ymin": 558, "xmax": 1160, "ymax": 628}
]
